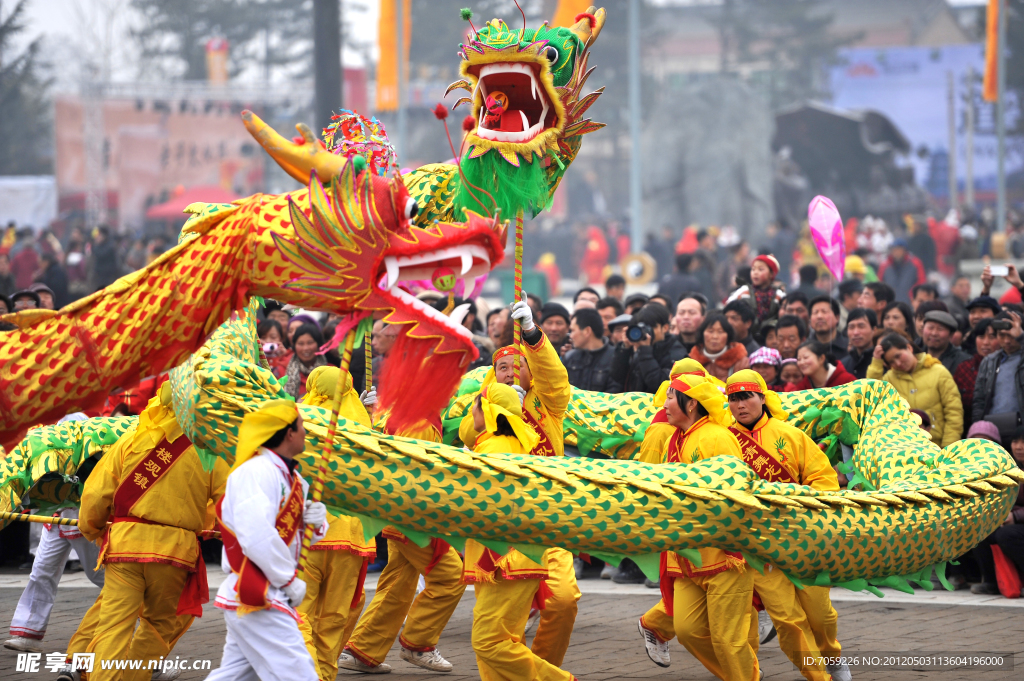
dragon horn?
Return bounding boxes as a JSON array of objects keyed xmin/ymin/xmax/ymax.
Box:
[
  {"xmin": 567, "ymin": 6, "xmax": 606, "ymax": 48},
  {"xmin": 242, "ymin": 110, "xmax": 345, "ymax": 184}
]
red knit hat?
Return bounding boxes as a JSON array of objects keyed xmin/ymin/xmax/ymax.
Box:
[{"xmin": 753, "ymin": 254, "xmax": 780, "ymax": 278}]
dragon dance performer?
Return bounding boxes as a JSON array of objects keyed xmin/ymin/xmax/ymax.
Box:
[
  {"xmin": 292, "ymin": 368, "xmax": 378, "ymax": 681},
  {"xmin": 340, "ymin": 403, "xmax": 465, "ymax": 674},
  {"xmin": 205, "ymin": 400, "xmax": 328, "ymax": 681},
  {"xmin": 5, "ymin": 416, "xmax": 103, "ymax": 655},
  {"xmin": 462, "ymin": 382, "xmax": 575, "ymax": 681},
  {"xmin": 75, "ymin": 385, "xmax": 226, "ymax": 681},
  {"xmin": 459, "ymin": 294, "xmax": 579, "ymax": 668},
  {"xmin": 636, "ymin": 374, "xmax": 761, "ymax": 681},
  {"xmin": 724, "ymin": 370, "xmax": 851, "ymax": 681}
]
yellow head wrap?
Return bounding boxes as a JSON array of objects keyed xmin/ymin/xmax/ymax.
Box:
[
  {"xmin": 301, "ymin": 366, "xmax": 370, "ymax": 427},
  {"xmin": 478, "ymin": 383, "xmax": 540, "ymax": 453},
  {"xmin": 235, "ymin": 399, "xmax": 299, "ymax": 472},
  {"xmin": 725, "ymin": 369, "xmax": 789, "ymax": 420},
  {"xmin": 133, "ymin": 382, "xmax": 182, "ymax": 451},
  {"xmin": 669, "ymin": 373, "xmax": 732, "ymax": 426},
  {"xmin": 654, "ymin": 358, "xmax": 725, "ymax": 409}
]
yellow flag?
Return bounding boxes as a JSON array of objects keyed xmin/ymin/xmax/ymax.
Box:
[
  {"xmin": 376, "ymin": 0, "xmax": 412, "ymax": 112},
  {"xmin": 551, "ymin": 0, "xmax": 593, "ymax": 28},
  {"xmin": 983, "ymin": 0, "xmax": 999, "ymax": 103}
]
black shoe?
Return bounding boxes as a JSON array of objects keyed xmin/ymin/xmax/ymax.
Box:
[
  {"xmin": 18, "ymin": 557, "xmax": 34, "ymax": 570},
  {"xmin": 644, "ymin": 578, "xmax": 660, "ymax": 588},
  {"xmin": 970, "ymin": 582, "xmax": 1000, "ymax": 595},
  {"xmin": 65, "ymin": 560, "xmax": 82, "ymax": 573},
  {"xmin": 612, "ymin": 559, "xmax": 646, "ymax": 584}
]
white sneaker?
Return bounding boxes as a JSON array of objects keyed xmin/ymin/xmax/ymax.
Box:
[
  {"xmin": 4, "ymin": 635, "xmax": 44, "ymax": 653},
  {"xmin": 524, "ymin": 608, "xmax": 540, "ymax": 635},
  {"xmin": 757, "ymin": 610, "xmax": 777, "ymax": 644},
  {"xmin": 338, "ymin": 651, "xmax": 392, "ymax": 674},
  {"xmin": 600, "ymin": 562, "xmax": 615, "ymax": 579},
  {"xmin": 55, "ymin": 666, "xmax": 81, "ymax": 681},
  {"xmin": 152, "ymin": 668, "xmax": 181, "ymax": 680},
  {"xmin": 826, "ymin": 661, "xmax": 852, "ymax": 681},
  {"xmin": 400, "ymin": 647, "xmax": 452, "ymax": 672},
  {"xmin": 638, "ymin": 619, "xmax": 670, "ymax": 668}
]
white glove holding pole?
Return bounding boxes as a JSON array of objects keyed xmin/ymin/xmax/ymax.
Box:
[
  {"xmin": 282, "ymin": 577, "xmax": 307, "ymax": 607},
  {"xmin": 303, "ymin": 500, "xmax": 327, "ymax": 528},
  {"xmin": 510, "ymin": 292, "xmax": 535, "ymax": 332},
  {"xmin": 360, "ymin": 387, "xmax": 378, "ymax": 407},
  {"xmin": 512, "ymin": 384, "xmax": 527, "ymax": 404}
]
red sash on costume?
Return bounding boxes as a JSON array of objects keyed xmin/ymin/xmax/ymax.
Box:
[
  {"xmin": 522, "ymin": 409, "xmax": 557, "ymax": 457},
  {"xmin": 112, "ymin": 434, "xmax": 192, "ymax": 516},
  {"xmin": 217, "ymin": 473, "xmax": 304, "ymax": 609},
  {"xmin": 728, "ymin": 427, "xmax": 797, "ymax": 484}
]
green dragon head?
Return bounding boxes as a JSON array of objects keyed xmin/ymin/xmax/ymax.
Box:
[{"xmin": 446, "ymin": 7, "xmax": 606, "ymax": 220}]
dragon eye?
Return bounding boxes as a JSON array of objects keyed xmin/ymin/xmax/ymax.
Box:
[
  {"xmin": 404, "ymin": 197, "xmax": 419, "ymax": 220},
  {"xmin": 543, "ymin": 46, "xmax": 559, "ymax": 64}
]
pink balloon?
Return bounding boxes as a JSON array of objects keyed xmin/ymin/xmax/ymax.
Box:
[{"xmin": 807, "ymin": 195, "xmax": 846, "ymax": 282}]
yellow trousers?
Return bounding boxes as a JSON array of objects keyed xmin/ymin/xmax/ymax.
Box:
[
  {"xmin": 297, "ymin": 550, "xmax": 367, "ymax": 681},
  {"xmin": 799, "ymin": 585, "xmax": 841, "ymax": 657},
  {"xmin": 345, "ymin": 540, "xmax": 465, "ymax": 667},
  {"xmin": 673, "ymin": 569, "xmax": 759, "ymax": 681},
  {"xmin": 472, "ymin": 578, "xmax": 573, "ymax": 681},
  {"xmin": 85, "ymin": 562, "xmax": 192, "ymax": 681},
  {"xmin": 531, "ymin": 548, "xmax": 580, "ymax": 666},
  {"xmin": 639, "ymin": 597, "xmax": 675, "ymax": 643},
  {"xmin": 68, "ymin": 594, "xmax": 104, "ymax": 658},
  {"xmin": 752, "ymin": 566, "xmax": 829, "ymax": 681}
]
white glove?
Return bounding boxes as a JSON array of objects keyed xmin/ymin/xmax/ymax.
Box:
[
  {"xmin": 512, "ymin": 384, "xmax": 527, "ymax": 405},
  {"xmin": 282, "ymin": 576, "xmax": 307, "ymax": 607},
  {"xmin": 510, "ymin": 292, "xmax": 535, "ymax": 332},
  {"xmin": 303, "ymin": 500, "xmax": 327, "ymax": 528},
  {"xmin": 359, "ymin": 386, "xmax": 378, "ymax": 407}
]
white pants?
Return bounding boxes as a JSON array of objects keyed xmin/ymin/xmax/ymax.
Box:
[
  {"xmin": 10, "ymin": 515, "xmax": 103, "ymax": 640},
  {"xmin": 205, "ymin": 608, "xmax": 319, "ymax": 681}
]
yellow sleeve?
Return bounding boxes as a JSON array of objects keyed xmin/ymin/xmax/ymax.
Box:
[
  {"xmin": 524, "ymin": 333, "xmax": 571, "ymax": 420},
  {"xmin": 794, "ymin": 429, "xmax": 839, "ymax": 491},
  {"xmin": 866, "ymin": 358, "xmax": 886, "ymax": 380},
  {"xmin": 78, "ymin": 432, "xmax": 130, "ymax": 542},
  {"xmin": 459, "ymin": 410, "xmax": 481, "ymax": 449},
  {"xmin": 395, "ymin": 421, "xmax": 442, "ymax": 443},
  {"xmin": 638, "ymin": 424, "xmax": 673, "ymax": 464},
  {"xmin": 708, "ymin": 428, "xmax": 743, "ymax": 461},
  {"xmin": 937, "ymin": 367, "xmax": 964, "ymax": 448}
]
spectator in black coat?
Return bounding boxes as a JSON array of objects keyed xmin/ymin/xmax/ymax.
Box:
[
  {"xmin": 563, "ymin": 308, "xmax": 616, "ymax": 392},
  {"xmin": 838, "ymin": 308, "xmax": 877, "ymax": 379},
  {"xmin": 90, "ymin": 226, "xmax": 122, "ymax": 291},
  {"xmin": 608, "ymin": 303, "xmax": 687, "ymax": 393},
  {"xmin": 657, "ymin": 253, "xmax": 702, "ymax": 308},
  {"xmin": 38, "ymin": 253, "xmax": 69, "ymax": 308},
  {"xmin": 723, "ymin": 299, "xmax": 760, "ymax": 355}
]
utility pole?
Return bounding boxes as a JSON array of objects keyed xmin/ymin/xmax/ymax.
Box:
[
  {"xmin": 996, "ymin": 0, "xmax": 1007, "ymax": 232},
  {"xmin": 396, "ymin": 0, "xmax": 407, "ymax": 162},
  {"xmin": 965, "ymin": 67, "xmax": 975, "ymax": 210},
  {"xmin": 314, "ymin": 0, "xmax": 343, "ymax": 133},
  {"xmin": 628, "ymin": 0, "xmax": 643, "ymax": 253},
  {"xmin": 947, "ymin": 70, "xmax": 957, "ymax": 211}
]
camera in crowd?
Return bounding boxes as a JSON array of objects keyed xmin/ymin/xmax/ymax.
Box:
[
  {"xmin": 626, "ymin": 322, "xmax": 652, "ymax": 343},
  {"xmin": 992, "ymin": 320, "xmax": 1013, "ymax": 332}
]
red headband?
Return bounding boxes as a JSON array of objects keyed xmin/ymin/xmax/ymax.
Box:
[
  {"xmin": 726, "ymin": 381, "xmax": 763, "ymax": 395},
  {"xmin": 492, "ymin": 346, "xmax": 523, "ymax": 365}
]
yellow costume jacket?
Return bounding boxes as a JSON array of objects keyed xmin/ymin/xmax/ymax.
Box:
[
  {"xmin": 639, "ymin": 416, "xmax": 746, "ymax": 578},
  {"xmin": 459, "ymin": 333, "xmax": 571, "ymax": 457},
  {"xmin": 79, "ymin": 406, "xmax": 227, "ymax": 571},
  {"xmin": 731, "ymin": 413, "xmax": 839, "ymax": 492}
]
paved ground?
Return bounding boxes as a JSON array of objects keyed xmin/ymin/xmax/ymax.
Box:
[{"xmin": 0, "ymin": 569, "xmax": 1020, "ymax": 680}]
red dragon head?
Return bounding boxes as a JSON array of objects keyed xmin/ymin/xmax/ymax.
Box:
[{"xmin": 243, "ymin": 111, "xmax": 507, "ymax": 430}]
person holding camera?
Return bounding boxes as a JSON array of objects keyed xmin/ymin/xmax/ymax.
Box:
[
  {"xmin": 608, "ymin": 303, "xmax": 688, "ymax": 394},
  {"xmin": 687, "ymin": 313, "xmax": 750, "ymax": 382},
  {"xmin": 971, "ymin": 309, "xmax": 1024, "ymax": 443}
]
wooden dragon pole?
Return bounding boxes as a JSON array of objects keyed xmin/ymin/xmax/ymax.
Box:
[{"xmin": 299, "ymin": 328, "xmax": 356, "ymax": 574}]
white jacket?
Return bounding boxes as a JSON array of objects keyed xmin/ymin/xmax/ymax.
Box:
[{"xmin": 214, "ymin": 448, "xmax": 327, "ymax": 618}]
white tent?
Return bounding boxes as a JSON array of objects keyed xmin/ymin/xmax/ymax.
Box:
[{"xmin": 0, "ymin": 176, "xmax": 58, "ymax": 231}]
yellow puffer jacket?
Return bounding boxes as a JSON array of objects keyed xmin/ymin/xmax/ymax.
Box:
[{"xmin": 867, "ymin": 353, "xmax": 964, "ymax": 448}]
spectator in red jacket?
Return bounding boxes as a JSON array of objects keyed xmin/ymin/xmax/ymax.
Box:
[
  {"xmin": 877, "ymin": 239, "xmax": 926, "ymax": 305},
  {"xmin": 784, "ymin": 339, "xmax": 856, "ymax": 391}
]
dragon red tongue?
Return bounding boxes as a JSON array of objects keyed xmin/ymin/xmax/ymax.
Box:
[{"xmin": 377, "ymin": 330, "xmax": 466, "ymax": 435}]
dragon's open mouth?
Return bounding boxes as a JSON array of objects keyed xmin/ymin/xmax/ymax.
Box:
[
  {"xmin": 375, "ymin": 242, "xmax": 493, "ymax": 346},
  {"xmin": 472, "ymin": 62, "xmax": 555, "ymax": 144}
]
